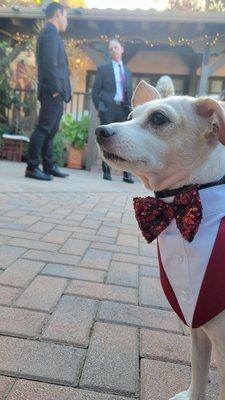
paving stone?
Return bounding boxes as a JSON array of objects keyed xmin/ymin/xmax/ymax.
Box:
[
  {"xmin": 139, "ymin": 242, "xmax": 158, "ymax": 257},
  {"xmin": 141, "ymin": 359, "xmax": 191, "ymax": 400},
  {"xmin": 0, "ymin": 285, "xmax": 21, "ymax": 305},
  {"xmin": 42, "ymin": 296, "xmax": 98, "ymax": 347},
  {"xmin": 0, "ymin": 259, "xmax": 45, "ymax": 287},
  {"xmin": 7, "ymin": 238, "xmax": 60, "ymax": 252},
  {"xmin": 27, "ymin": 222, "xmax": 55, "ymax": 234},
  {"xmin": 42, "ymin": 217, "xmax": 80, "ymax": 228},
  {"xmin": 0, "ymin": 236, "xmax": 10, "ymax": 245},
  {"xmin": 80, "ymin": 249, "xmax": 112, "ymax": 270},
  {"xmin": 80, "ymin": 322, "xmax": 138, "ymax": 396},
  {"xmin": 142, "ymin": 329, "xmax": 218, "ymax": 369},
  {"xmin": 65, "ymin": 280, "xmax": 137, "ymax": 304},
  {"xmin": 0, "ymin": 228, "xmax": 41, "ymax": 240},
  {"xmin": 0, "ymin": 376, "xmax": 15, "ymax": 400},
  {"xmin": 141, "ymin": 359, "xmax": 219, "ymax": 400},
  {"xmin": 72, "ymin": 232, "xmax": 115, "ymax": 244},
  {"xmin": 0, "ymin": 245, "xmax": 27, "ymax": 269},
  {"xmin": 16, "ymin": 215, "xmax": 41, "ymax": 225},
  {"xmin": 139, "ymin": 276, "xmax": 171, "ymax": 309},
  {"xmin": 98, "ymin": 301, "xmax": 180, "ymax": 333},
  {"xmin": 104, "ymin": 211, "xmax": 122, "ymax": 222},
  {"xmin": 0, "ymin": 305, "xmax": 47, "ymax": 338},
  {"xmin": 112, "ymin": 252, "xmax": 151, "ymax": 265},
  {"xmin": 0, "ymin": 216, "xmax": 15, "ymax": 222},
  {"xmin": 0, "ymin": 221, "xmax": 28, "ymax": 230},
  {"xmin": 23, "ymin": 249, "xmax": 80, "ymax": 266},
  {"xmin": 5, "ymin": 209, "xmax": 27, "ymax": 218},
  {"xmin": 41, "ymin": 263, "xmax": 105, "ymax": 282},
  {"xmin": 91, "ymin": 206, "xmax": 108, "ymax": 215},
  {"xmin": 67, "ymin": 213, "xmax": 86, "ymax": 222},
  {"xmin": 0, "ymin": 336, "xmax": 85, "ymax": 385},
  {"xmin": 97, "ymin": 226, "xmax": 119, "ymax": 238},
  {"xmin": 139, "ymin": 265, "xmax": 160, "ymax": 278},
  {"xmin": 117, "ymin": 233, "xmax": 139, "ymax": 247},
  {"xmin": 141, "ymin": 329, "xmax": 191, "ymax": 364},
  {"xmin": 41, "ymin": 229, "xmax": 72, "ymax": 244},
  {"xmin": 91, "ymin": 242, "xmax": 138, "ymax": 255},
  {"xmin": 107, "ymin": 261, "xmax": 138, "ymax": 287},
  {"xmin": 7, "ymin": 379, "xmax": 135, "ymax": 400},
  {"xmin": 16, "ymin": 276, "xmax": 67, "ymax": 312},
  {"xmin": 60, "ymin": 239, "xmax": 90, "ymax": 256},
  {"xmin": 80, "ymin": 218, "xmax": 102, "ymax": 229},
  {"xmin": 58, "ymin": 225, "xmax": 95, "ymax": 234},
  {"xmin": 119, "ymin": 227, "xmax": 140, "ymax": 235}
]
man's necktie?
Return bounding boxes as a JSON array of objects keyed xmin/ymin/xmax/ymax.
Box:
[
  {"xmin": 119, "ymin": 64, "xmax": 126, "ymax": 102},
  {"xmin": 133, "ymin": 186, "xmax": 203, "ymax": 243}
]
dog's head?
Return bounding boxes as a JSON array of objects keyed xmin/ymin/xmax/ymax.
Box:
[{"xmin": 96, "ymin": 81, "xmax": 225, "ymax": 190}]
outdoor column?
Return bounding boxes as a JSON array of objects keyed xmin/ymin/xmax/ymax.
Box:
[
  {"xmin": 199, "ymin": 43, "xmax": 211, "ymax": 96},
  {"xmin": 85, "ymin": 101, "xmax": 99, "ymax": 171}
]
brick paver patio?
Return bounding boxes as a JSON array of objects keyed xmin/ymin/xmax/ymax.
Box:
[{"xmin": 0, "ymin": 161, "xmax": 219, "ymax": 399}]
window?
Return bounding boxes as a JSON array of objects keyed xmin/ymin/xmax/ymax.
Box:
[{"xmin": 86, "ymin": 71, "xmax": 188, "ymax": 95}]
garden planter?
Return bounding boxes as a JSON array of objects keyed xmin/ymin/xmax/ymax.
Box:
[{"xmin": 67, "ymin": 145, "xmax": 86, "ymax": 169}]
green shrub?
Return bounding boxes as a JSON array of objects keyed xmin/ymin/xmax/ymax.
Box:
[{"xmin": 60, "ymin": 114, "xmax": 90, "ymax": 149}]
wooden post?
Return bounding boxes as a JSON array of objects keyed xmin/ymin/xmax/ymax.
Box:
[
  {"xmin": 199, "ymin": 44, "xmax": 211, "ymax": 96},
  {"xmin": 85, "ymin": 100, "xmax": 99, "ymax": 171},
  {"xmin": 188, "ymin": 55, "xmax": 198, "ymax": 96}
]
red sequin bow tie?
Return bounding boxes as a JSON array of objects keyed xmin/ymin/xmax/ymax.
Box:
[{"xmin": 133, "ymin": 186, "xmax": 203, "ymax": 243}]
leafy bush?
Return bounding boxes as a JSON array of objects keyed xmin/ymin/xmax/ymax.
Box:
[
  {"xmin": 60, "ymin": 114, "xmax": 90, "ymax": 149},
  {"xmin": 53, "ymin": 133, "xmax": 66, "ymax": 167}
]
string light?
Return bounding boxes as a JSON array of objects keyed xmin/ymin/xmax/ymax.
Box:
[
  {"xmin": 13, "ymin": 31, "xmax": 223, "ymax": 49},
  {"xmin": 67, "ymin": 32, "xmax": 223, "ymax": 49}
]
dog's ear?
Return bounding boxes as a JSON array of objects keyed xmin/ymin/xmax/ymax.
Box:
[
  {"xmin": 195, "ymin": 97, "xmax": 225, "ymax": 145},
  {"xmin": 131, "ymin": 80, "xmax": 161, "ymax": 108}
]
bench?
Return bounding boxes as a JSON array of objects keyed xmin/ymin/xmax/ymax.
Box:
[{"xmin": 0, "ymin": 134, "xmax": 30, "ymax": 162}]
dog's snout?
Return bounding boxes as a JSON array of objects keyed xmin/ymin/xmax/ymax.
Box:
[{"xmin": 95, "ymin": 126, "xmax": 116, "ymax": 138}]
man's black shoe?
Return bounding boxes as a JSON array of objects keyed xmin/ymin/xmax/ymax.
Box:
[
  {"xmin": 45, "ymin": 166, "xmax": 69, "ymax": 178},
  {"xmin": 123, "ymin": 177, "xmax": 134, "ymax": 184},
  {"xmin": 103, "ymin": 172, "xmax": 112, "ymax": 181},
  {"xmin": 25, "ymin": 167, "xmax": 53, "ymax": 181},
  {"xmin": 123, "ymin": 172, "xmax": 134, "ymax": 184}
]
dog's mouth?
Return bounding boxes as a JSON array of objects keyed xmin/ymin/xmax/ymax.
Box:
[{"xmin": 103, "ymin": 150, "xmax": 126, "ymax": 162}]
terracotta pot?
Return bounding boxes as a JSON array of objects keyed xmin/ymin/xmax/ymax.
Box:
[{"xmin": 67, "ymin": 145, "xmax": 86, "ymax": 169}]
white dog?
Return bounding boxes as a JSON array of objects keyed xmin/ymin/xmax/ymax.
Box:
[{"xmin": 95, "ymin": 81, "xmax": 225, "ymax": 400}]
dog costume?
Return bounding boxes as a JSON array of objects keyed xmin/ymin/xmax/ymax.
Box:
[{"xmin": 134, "ymin": 182, "xmax": 225, "ymax": 328}]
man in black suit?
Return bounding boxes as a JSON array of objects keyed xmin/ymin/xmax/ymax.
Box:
[
  {"xmin": 25, "ymin": 2, "xmax": 71, "ymax": 180},
  {"xmin": 92, "ymin": 39, "xmax": 134, "ymax": 183}
]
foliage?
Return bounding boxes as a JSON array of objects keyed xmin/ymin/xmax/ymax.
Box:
[
  {"xmin": 0, "ymin": 0, "xmax": 86, "ymax": 7},
  {"xmin": 52, "ymin": 133, "xmax": 66, "ymax": 166},
  {"xmin": 60, "ymin": 113, "xmax": 90, "ymax": 149},
  {"xmin": 167, "ymin": 0, "xmax": 225, "ymax": 10},
  {"xmin": 0, "ymin": 37, "xmax": 33, "ymax": 122}
]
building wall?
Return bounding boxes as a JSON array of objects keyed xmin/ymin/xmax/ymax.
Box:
[{"xmin": 127, "ymin": 50, "xmax": 190, "ymax": 75}]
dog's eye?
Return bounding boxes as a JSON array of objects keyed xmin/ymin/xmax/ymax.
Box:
[{"xmin": 150, "ymin": 112, "xmax": 169, "ymax": 126}]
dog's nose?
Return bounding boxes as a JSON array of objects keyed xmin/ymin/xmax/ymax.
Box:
[{"xmin": 95, "ymin": 126, "xmax": 116, "ymax": 138}]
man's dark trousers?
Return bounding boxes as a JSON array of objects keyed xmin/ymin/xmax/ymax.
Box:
[
  {"xmin": 27, "ymin": 91, "xmax": 63, "ymax": 172},
  {"xmin": 99, "ymin": 102, "xmax": 131, "ymax": 178}
]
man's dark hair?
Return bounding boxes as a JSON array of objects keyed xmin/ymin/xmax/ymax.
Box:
[{"xmin": 45, "ymin": 2, "xmax": 64, "ymax": 19}]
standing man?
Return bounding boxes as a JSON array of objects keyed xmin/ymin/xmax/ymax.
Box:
[
  {"xmin": 25, "ymin": 2, "xmax": 71, "ymax": 180},
  {"xmin": 92, "ymin": 39, "xmax": 134, "ymax": 183}
]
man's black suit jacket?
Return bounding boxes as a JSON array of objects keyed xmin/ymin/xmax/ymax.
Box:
[
  {"xmin": 92, "ymin": 61, "xmax": 132, "ymax": 112},
  {"xmin": 36, "ymin": 22, "xmax": 71, "ymax": 103}
]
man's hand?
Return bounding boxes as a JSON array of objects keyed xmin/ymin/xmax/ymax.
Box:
[{"xmin": 52, "ymin": 93, "xmax": 59, "ymax": 98}]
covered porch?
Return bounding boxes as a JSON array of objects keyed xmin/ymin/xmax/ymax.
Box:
[{"xmin": 1, "ymin": 6, "xmax": 225, "ymax": 169}]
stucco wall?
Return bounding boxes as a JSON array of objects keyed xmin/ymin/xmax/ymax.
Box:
[{"xmin": 127, "ymin": 50, "xmax": 190, "ymax": 75}]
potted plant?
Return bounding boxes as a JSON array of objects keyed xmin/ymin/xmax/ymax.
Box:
[{"xmin": 60, "ymin": 113, "xmax": 90, "ymax": 169}]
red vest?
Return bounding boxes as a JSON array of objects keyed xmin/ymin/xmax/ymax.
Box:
[{"xmin": 157, "ymin": 185, "xmax": 225, "ymax": 328}]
